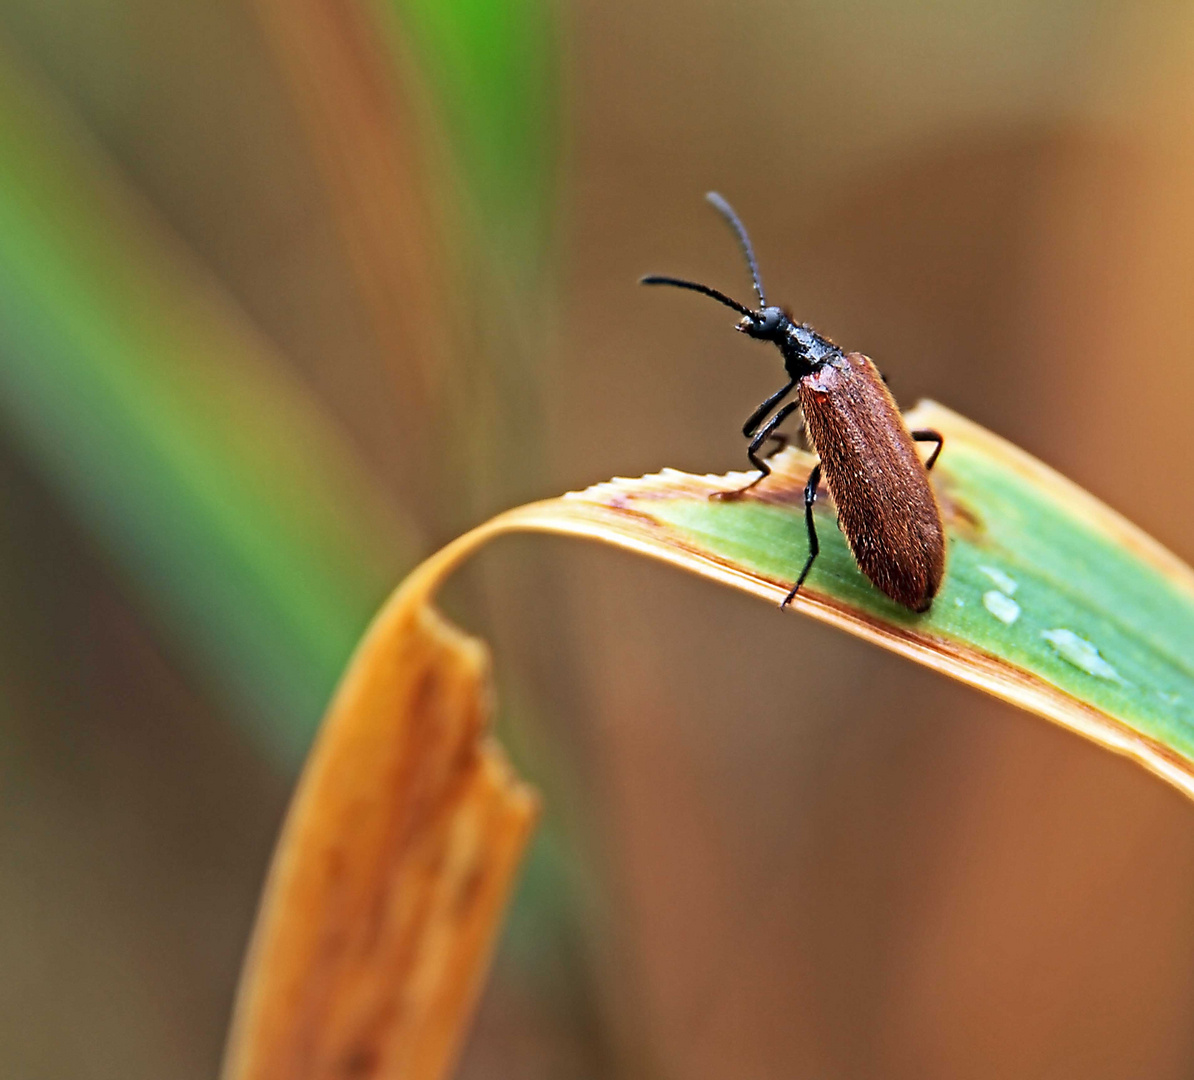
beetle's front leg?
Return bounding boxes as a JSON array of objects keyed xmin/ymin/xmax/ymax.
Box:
[{"xmin": 741, "ymin": 379, "xmax": 796, "ymax": 438}]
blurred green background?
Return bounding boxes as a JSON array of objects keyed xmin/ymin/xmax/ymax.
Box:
[{"xmin": 5, "ymin": 1, "xmax": 1194, "ymax": 1077}]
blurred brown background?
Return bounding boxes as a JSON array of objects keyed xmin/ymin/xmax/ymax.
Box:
[{"xmin": 4, "ymin": 1, "xmax": 1194, "ymax": 1078}]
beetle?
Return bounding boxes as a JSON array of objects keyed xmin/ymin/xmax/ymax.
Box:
[{"xmin": 641, "ymin": 192, "xmax": 946, "ymax": 612}]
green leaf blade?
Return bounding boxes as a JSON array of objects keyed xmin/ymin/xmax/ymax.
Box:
[{"xmin": 515, "ymin": 402, "xmax": 1194, "ymax": 795}]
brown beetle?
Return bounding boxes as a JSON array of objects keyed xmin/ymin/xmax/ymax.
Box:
[{"xmin": 642, "ymin": 193, "xmax": 946, "ymax": 612}]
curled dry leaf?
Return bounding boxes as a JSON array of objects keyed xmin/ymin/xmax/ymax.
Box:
[
  {"xmin": 222, "ymin": 557, "xmax": 538, "ymax": 1080},
  {"xmin": 225, "ymin": 401, "xmax": 1194, "ymax": 1080}
]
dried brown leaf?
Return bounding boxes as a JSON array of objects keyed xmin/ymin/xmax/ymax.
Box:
[{"xmin": 222, "ymin": 564, "xmax": 537, "ymax": 1080}]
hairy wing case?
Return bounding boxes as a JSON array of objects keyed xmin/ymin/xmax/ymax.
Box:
[{"xmin": 799, "ymin": 352, "xmax": 945, "ymax": 611}]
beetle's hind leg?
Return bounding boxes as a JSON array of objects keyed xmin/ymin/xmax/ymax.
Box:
[
  {"xmin": 714, "ymin": 400, "xmax": 801, "ymax": 500},
  {"xmin": 764, "ymin": 432, "xmax": 788, "ymax": 457},
  {"xmin": 911, "ymin": 429, "xmax": 944, "ymax": 470},
  {"xmin": 764, "ymin": 414, "xmax": 810, "ymax": 458},
  {"xmin": 781, "ymin": 462, "xmax": 822, "ymax": 608}
]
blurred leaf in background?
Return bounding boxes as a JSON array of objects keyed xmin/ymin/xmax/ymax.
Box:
[
  {"xmin": 376, "ymin": 0, "xmax": 562, "ymax": 518},
  {"xmin": 0, "ymin": 38, "xmax": 411, "ymax": 760},
  {"xmin": 0, "ymin": 0, "xmax": 601, "ymax": 1077},
  {"xmin": 384, "ymin": 0, "xmax": 559, "ymax": 274}
]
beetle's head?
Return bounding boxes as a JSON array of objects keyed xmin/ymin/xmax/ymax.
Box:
[
  {"xmin": 641, "ymin": 196, "xmax": 840, "ymax": 375},
  {"xmin": 642, "ymin": 194, "xmax": 796, "ymax": 351},
  {"xmin": 736, "ymin": 305, "xmax": 788, "ymax": 341}
]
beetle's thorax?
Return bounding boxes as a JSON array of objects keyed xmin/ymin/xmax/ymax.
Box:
[
  {"xmin": 738, "ymin": 307, "xmax": 843, "ymax": 377},
  {"xmin": 779, "ymin": 321, "xmax": 841, "ymax": 379}
]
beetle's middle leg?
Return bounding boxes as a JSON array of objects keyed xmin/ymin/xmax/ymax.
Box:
[
  {"xmin": 781, "ymin": 462, "xmax": 822, "ymax": 609},
  {"xmin": 769, "ymin": 415, "xmax": 814, "ymax": 457}
]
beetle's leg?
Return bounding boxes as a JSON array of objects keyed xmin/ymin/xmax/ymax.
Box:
[
  {"xmin": 778, "ymin": 416, "xmax": 814, "ymax": 453},
  {"xmin": 782, "ymin": 462, "xmax": 822, "ymax": 608},
  {"xmin": 765, "ymin": 411, "xmax": 814, "ymax": 458},
  {"xmin": 714, "ymin": 400, "xmax": 801, "ymax": 499},
  {"xmin": 766, "ymin": 414, "xmax": 806, "ymax": 458},
  {"xmin": 741, "ymin": 379, "xmax": 796, "ymax": 438},
  {"xmin": 764, "ymin": 432, "xmax": 788, "ymax": 458},
  {"xmin": 795, "ymin": 415, "xmax": 815, "ymax": 451},
  {"xmin": 911, "ymin": 429, "xmax": 944, "ymax": 470},
  {"xmin": 744, "ymin": 401, "xmax": 801, "ymax": 478}
]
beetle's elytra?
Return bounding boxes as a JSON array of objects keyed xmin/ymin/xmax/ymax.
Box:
[{"xmin": 642, "ymin": 192, "xmax": 946, "ymax": 612}]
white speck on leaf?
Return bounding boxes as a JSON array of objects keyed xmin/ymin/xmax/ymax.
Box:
[
  {"xmin": 978, "ymin": 565, "xmax": 1018, "ymax": 595},
  {"xmin": 983, "ymin": 591, "xmax": 1020, "ymax": 625},
  {"xmin": 1041, "ymin": 629, "xmax": 1129, "ymax": 685}
]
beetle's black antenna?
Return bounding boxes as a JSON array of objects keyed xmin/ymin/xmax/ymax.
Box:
[
  {"xmin": 639, "ymin": 274, "xmax": 754, "ymax": 317},
  {"xmin": 706, "ymin": 192, "xmax": 766, "ymax": 308}
]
